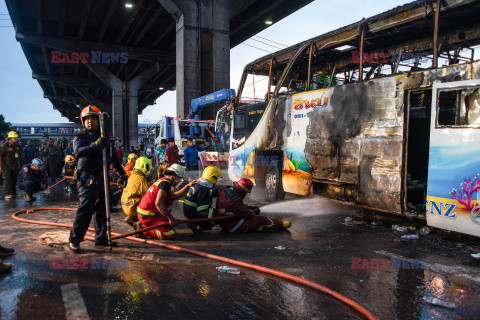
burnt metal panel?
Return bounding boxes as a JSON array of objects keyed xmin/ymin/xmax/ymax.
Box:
[{"xmin": 305, "ymin": 79, "xmax": 404, "ymax": 212}]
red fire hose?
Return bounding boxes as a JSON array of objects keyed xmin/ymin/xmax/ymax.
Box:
[{"xmin": 12, "ymin": 207, "xmax": 378, "ymax": 320}]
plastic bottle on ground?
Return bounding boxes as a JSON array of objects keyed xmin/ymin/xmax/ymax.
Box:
[
  {"xmin": 401, "ymin": 234, "xmax": 420, "ymax": 240},
  {"xmin": 392, "ymin": 225, "xmax": 408, "ymax": 232},
  {"xmin": 423, "ymin": 296, "xmax": 456, "ymax": 309},
  {"xmin": 216, "ymin": 266, "xmax": 240, "ymax": 274}
]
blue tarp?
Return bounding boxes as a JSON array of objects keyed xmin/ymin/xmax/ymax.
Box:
[{"xmin": 190, "ymin": 88, "xmax": 235, "ymax": 114}]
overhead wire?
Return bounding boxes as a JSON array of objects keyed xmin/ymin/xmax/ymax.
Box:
[{"xmin": 253, "ymin": 35, "xmax": 289, "ymax": 48}]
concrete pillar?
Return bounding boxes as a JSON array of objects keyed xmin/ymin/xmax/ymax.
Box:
[
  {"xmin": 111, "ymin": 84, "xmax": 125, "ymax": 146},
  {"xmin": 172, "ymin": 0, "xmax": 230, "ymax": 118},
  {"xmin": 128, "ymin": 83, "xmax": 139, "ymax": 148}
]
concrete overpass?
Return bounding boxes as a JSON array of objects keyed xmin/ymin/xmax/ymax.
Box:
[{"xmin": 5, "ymin": 0, "xmax": 313, "ymax": 148}]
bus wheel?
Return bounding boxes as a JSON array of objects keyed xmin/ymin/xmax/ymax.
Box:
[{"xmin": 266, "ymin": 165, "xmax": 285, "ymax": 202}]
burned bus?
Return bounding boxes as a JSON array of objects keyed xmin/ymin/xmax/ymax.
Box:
[{"xmin": 223, "ymin": 0, "xmax": 480, "ymax": 237}]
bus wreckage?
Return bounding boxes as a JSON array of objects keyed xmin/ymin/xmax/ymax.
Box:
[{"xmin": 221, "ymin": 0, "xmax": 480, "ymax": 237}]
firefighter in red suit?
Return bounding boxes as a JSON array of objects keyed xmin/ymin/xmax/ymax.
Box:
[
  {"xmin": 216, "ymin": 178, "xmax": 292, "ymax": 232},
  {"xmin": 136, "ymin": 164, "xmax": 195, "ymax": 240}
]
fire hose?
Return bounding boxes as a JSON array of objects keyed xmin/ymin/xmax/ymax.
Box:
[
  {"xmin": 11, "ymin": 207, "xmax": 378, "ymax": 320},
  {"xmin": 44, "ymin": 178, "xmax": 66, "ymax": 191}
]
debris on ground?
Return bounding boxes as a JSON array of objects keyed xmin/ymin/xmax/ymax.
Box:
[
  {"xmin": 125, "ymin": 253, "xmax": 162, "ymax": 262},
  {"xmin": 401, "ymin": 234, "xmax": 419, "ymax": 240},
  {"xmin": 39, "ymin": 231, "xmax": 69, "ymax": 247},
  {"xmin": 418, "ymin": 227, "xmax": 431, "ymax": 235},
  {"xmin": 296, "ymin": 251, "xmax": 313, "ymax": 255},
  {"xmin": 274, "ymin": 246, "xmax": 286, "ymax": 250},
  {"xmin": 423, "ymin": 296, "xmax": 456, "ymax": 309},
  {"xmin": 345, "ymin": 217, "xmax": 353, "ymax": 222},
  {"xmin": 216, "ymin": 266, "xmax": 240, "ymax": 274},
  {"xmin": 392, "ymin": 225, "xmax": 408, "ymax": 232},
  {"xmin": 471, "ymin": 253, "xmax": 480, "ymax": 259}
]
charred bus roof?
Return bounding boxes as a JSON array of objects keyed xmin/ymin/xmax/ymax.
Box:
[{"xmin": 242, "ymin": 0, "xmax": 480, "ymax": 80}]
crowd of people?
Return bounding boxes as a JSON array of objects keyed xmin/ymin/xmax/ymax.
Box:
[{"xmin": 0, "ymin": 105, "xmax": 292, "ymax": 269}]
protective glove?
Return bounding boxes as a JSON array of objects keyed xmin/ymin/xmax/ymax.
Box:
[
  {"xmin": 91, "ymin": 137, "xmax": 108, "ymax": 149},
  {"xmin": 247, "ymin": 206, "xmax": 260, "ymax": 215},
  {"xmin": 119, "ymin": 175, "xmax": 128, "ymax": 188}
]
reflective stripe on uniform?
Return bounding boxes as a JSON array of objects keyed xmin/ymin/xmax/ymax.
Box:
[
  {"xmin": 121, "ymin": 201, "xmax": 134, "ymax": 206},
  {"xmin": 156, "ymin": 230, "xmax": 163, "ymax": 239},
  {"xmin": 208, "ymin": 207, "xmax": 213, "ymax": 218},
  {"xmin": 197, "ymin": 205, "xmax": 209, "ymax": 211},
  {"xmin": 183, "ymin": 199, "xmax": 197, "ymax": 207},
  {"xmin": 164, "ymin": 230, "xmax": 175, "ymax": 236},
  {"xmin": 229, "ymin": 219, "xmax": 245, "ymax": 232},
  {"xmin": 137, "ymin": 207, "xmax": 156, "ymax": 216},
  {"xmin": 267, "ymin": 218, "xmax": 273, "ymax": 224},
  {"xmin": 167, "ymin": 206, "xmax": 172, "ymax": 211}
]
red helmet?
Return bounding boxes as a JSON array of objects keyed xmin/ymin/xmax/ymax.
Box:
[
  {"xmin": 80, "ymin": 105, "xmax": 101, "ymax": 127},
  {"xmin": 234, "ymin": 178, "xmax": 254, "ymax": 193}
]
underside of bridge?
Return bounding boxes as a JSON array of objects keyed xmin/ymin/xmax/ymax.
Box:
[{"xmin": 6, "ymin": 0, "xmax": 312, "ymax": 147}]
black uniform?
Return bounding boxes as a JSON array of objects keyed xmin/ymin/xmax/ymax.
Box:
[
  {"xmin": 17, "ymin": 164, "xmax": 47, "ymax": 195},
  {"xmin": 69, "ymin": 130, "xmax": 124, "ymax": 245},
  {"xmin": 182, "ymin": 180, "xmax": 221, "ymax": 232},
  {"xmin": 0, "ymin": 141, "xmax": 21, "ymax": 197}
]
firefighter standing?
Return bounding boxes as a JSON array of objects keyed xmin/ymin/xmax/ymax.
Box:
[
  {"xmin": 136, "ymin": 164, "xmax": 195, "ymax": 240},
  {"xmin": 68, "ymin": 105, "xmax": 126, "ymax": 253},
  {"xmin": 123, "ymin": 153, "xmax": 138, "ymax": 177},
  {"xmin": 43, "ymin": 139, "xmax": 62, "ymax": 183},
  {"xmin": 0, "ymin": 131, "xmax": 21, "ymax": 199},
  {"xmin": 216, "ymin": 178, "xmax": 292, "ymax": 232},
  {"xmin": 62, "ymin": 155, "xmax": 77, "ymax": 193},
  {"xmin": 17, "ymin": 158, "xmax": 47, "ymax": 202},
  {"xmin": 121, "ymin": 157, "xmax": 152, "ymax": 228},
  {"xmin": 182, "ymin": 165, "xmax": 226, "ymax": 233}
]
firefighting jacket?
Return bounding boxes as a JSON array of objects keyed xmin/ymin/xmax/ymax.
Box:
[
  {"xmin": 62, "ymin": 164, "xmax": 75, "ymax": 177},
  {"xmin": 0, "ymin": 141, "xmax": 21, "ymax": 168},
  {"xmin": 182, "ymin": 178, "xmax": 221, "ymax": 219},
  {"xmin": 17, "ymin": 164, "xmax": 47, "ymax": 186},
  {"xmin": 73, "ymin": 129, "xmax": 123, "ymax": 175},
  {"xmin": 121, "ymin": 170, "xmax": 151, "ymax": 216},
  {"xmin": 216, "ymin": 187, "xmax": 255, "ymax": 219}
]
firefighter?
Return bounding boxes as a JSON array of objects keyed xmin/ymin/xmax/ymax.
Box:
[
  {"xmin": 0, "ymin": 131, "xmax": 21, "ymax": 199},
  {"xmin": 217, "ymin": 178, "xmax": 292, "ymax": 232},
  {"xmin": 136, "ymin": 164, "xmax": 195, "ymax": 240},
  {"xmin": 68, "ymin": 105, "xmax": 126, "ymax": 254},
  {"xmin": 17, "ymin": 158, "xmax": 47, "ymax": 202},
  {"xmin": 42, "ymin": 138, "xmax": 62, "ymax": 183},
  {"xmin": 121, "ymin": 157, "xmax": 152, "ymax": 229},
  {"xmin": 62, "ymin": 155, "xmax": 77, "ymax": 193},
  {"xmin": 123, "ymin": 153, "xmax": 138, "ymax": 177},
  {"xmin": 182, "ymin": 165, "xmax": 226, "ymax": 233}
]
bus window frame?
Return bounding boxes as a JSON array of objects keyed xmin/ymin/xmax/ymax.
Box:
[{"xmin": 435, "ymin": 85, "xmax": 480, "ymax": 129}]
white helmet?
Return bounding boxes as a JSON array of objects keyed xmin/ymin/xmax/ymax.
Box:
[{"xmin": 166, "ymin": 163, "xmax": 185, "ymax": 178}]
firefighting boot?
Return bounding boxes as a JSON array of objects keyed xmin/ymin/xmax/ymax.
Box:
[
  {"xmin": 24, "ymin": 192, "xmax": 36, "ymax": 202},
  {"xmin": 282, "ymin": 220, "xmax": 292, "ymax": 228},
  {"xmin": 0, "ymin": 245, "xmax": 14, "ymax": 257}
]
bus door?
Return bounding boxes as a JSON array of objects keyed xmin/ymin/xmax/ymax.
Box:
[
  {"xmin": 229, "ymin": 108, "xmax": 247, "ymax": 181},
  {"xmin": 427, "ymin": 79, "xmax": 480, "ymax": 237}
]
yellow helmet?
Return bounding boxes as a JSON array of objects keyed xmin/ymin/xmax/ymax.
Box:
[
  {"xmin": 65, "ymin": 155, "xmax": 75, "ymax": 163},
  {"xmin": 128, "ymin": 153, "xmax": 138, "ymax": 162},
  {"xmin": 7, "ymin": 131, "xmax": 19, "ymax": 138},
  {"xmin": 134, "ymin": 157, "xmax": 152, "ymax": 175},
  {"xmin": 201, "ymin": 166, "xmax": 222, "ymax": 184}
]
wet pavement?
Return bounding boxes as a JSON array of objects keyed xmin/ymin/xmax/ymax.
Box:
[{"xmin": 1, "ymin": 184, "xmax": 480, "ymax": 320}]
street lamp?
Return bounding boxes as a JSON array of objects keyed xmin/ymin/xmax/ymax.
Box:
[
  {"xmin": 125, "ymin": 2, "xmax": 134, "ymax": 9},
  {"xmin": 265, "ymin": 20, "xmax": 273, "ymax": 25}
]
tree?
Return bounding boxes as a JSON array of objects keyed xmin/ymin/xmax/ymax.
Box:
[{"xmin": 0, "ymin": 114, "xmax": 12, "ymax": 139}]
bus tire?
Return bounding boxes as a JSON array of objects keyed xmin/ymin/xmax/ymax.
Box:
[{"xmin": 266, "ymin": 165, "xmax": 285, "ymax": 202}]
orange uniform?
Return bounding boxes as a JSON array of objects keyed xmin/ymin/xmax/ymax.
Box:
[{"xmin": 137, "ymin": 177, "xmax": 176, "ymax": 240}]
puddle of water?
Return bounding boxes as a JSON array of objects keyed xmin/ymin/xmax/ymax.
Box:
[{"xmin": 0, "ymin": 288, "xmax": 23, "ymax": 320}]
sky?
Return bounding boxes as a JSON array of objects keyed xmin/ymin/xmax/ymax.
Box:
[{"xmin": 0, "ymin": 0, "xmax": 411, "ymax": 124}]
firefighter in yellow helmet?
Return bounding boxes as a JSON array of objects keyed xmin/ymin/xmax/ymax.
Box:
[
  {"xmin": 121, "ymin": 157, "xmax": 152, "ymax": 229},
  {"xmin": 0, "ymin": 131, "xmax": 21, "ymax": 199},
  {"xmin": 182, "ymin": 166, "xmax": 226, "ymax": 233},
  {"xmin": 123, "ymin": 153, "xmax": 138, "ymax": 177},
  {"xmin": 62, "ymin": 155, "xmax": 77, "ymax": 193}
]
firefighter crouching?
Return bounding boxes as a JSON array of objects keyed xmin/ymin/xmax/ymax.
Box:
[
  {"xmin": 136, "ymin": 164, "xmax": 195, "ymax": 240},
  {"xmin": 182, "ymin": 166, "xmax": 226, "ymax": 233},
  {"xmin": 17, "ymin": 158, "xmax": 47, "ymax": 202},
  {"xmin": 217, "ymin": 178, "xmax": 292, "ymax": 232},
  {"xmin": 62, "ymin": 155, "xmax": 77, "ymax": 193},
  {"xmin": 68, "ymin": 105, "xmax": 126, "ymax": 254},
  {"xmin": 121, "ymin": 157, "xmax": 152, "ymax": 229},
  {"xmin": 0, "ymin": 131, "xmax": 21, "ymax": 199}
]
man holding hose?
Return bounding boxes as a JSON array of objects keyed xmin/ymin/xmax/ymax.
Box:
[{"xmin": 136, "ymin": 164, "xmax": 195, "ymax": 240}]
